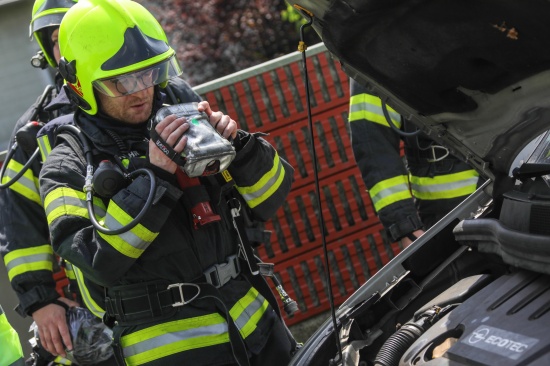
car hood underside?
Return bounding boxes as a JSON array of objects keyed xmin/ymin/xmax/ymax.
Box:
[{"xmin": 293, "ymin": 0, "xmax": 550, "ymax": 177}]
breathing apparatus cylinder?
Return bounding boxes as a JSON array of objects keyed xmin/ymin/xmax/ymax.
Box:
[
  {"xmin": 16, "ymin": 121, "xmax": 44, "ymax": 155},
  {"xmin": 0, "ymin": 121, "xmax": 44, "ymax": 189},
  {"xmin": 0, "ymin": 85, "xmax": 53, "ymax": 189}
]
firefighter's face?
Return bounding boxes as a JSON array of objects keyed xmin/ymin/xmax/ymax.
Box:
[
  {"xmin": 96, "ymin": 86, "xmax": 155, "ymax": 124},
  {"xmin": 51, "ymin": 28, "xmax": 60, "ymax": 64}
]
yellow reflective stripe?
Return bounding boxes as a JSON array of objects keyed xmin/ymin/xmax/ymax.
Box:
[
  {"xmin": 122, "ymin": 313, "xmax": 228, "ymax": 365},
  {"xmin": 63, "ymin": 261, "xmax": 76, "ymax": 280},
  {"xmin": 2, "ymin": 160, "xmax": 41, "ymax": 205},
  {"xmin": 3, "ymin": 244, "xmax": 53, "ymax": 281},
  {"xmin": 53, "ymin": 356, "xmax": 72, "ymax": 365},
  {"xmin": 410, "ymin": 170, "xmax": 479, "ymax": 200},
  {"xmin": 236, "ymin": 153, "xmax": 285, "ymax": 208},
  {"xmin": 230, "ymin": 287, "xmax": 269, "ymax": 339},
  {"xmin": 349, "ymin": 93, "xmax": 401, "ymax": 128},
  {"xmin": 71, "ymin": 264, "xmax": 105, "ymax": 318},
  {"xmin": 37, "ymin": 135, "xmax": 52, "ymax": 162},
  {"xmin": 97, "ymin": 201, "xmax": 157, "ymax": 259},
  {"xmin": 368, "ymin": 175, "xmax": 412, "ymax": 212},
  {"xmin": 44, "ymin": 187, "xmax": 106, "ymax": 224}
]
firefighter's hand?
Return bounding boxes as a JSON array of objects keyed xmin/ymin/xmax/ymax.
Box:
[
  {"xmin": 32, "ymin": 297, "xmax": 79, "ymax": 357},
  {"xmin": 400, "ymin": 229, "xmax": 425, "ymax": 248},
  {"xmin": 149, "ymin": 115, "xmax": 189, "ymax": 173},
  {"xmin": 197, "ymin": 101, "xmax": 238, "ymax": 140}
]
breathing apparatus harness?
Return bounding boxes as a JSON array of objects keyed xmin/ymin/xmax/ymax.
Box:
[
  {"xmin": 0, "ymin": 85, "xmax": 53, "ymax": 189},
  {"xmin": 146, "ymin": 101, "xmax": 299, "ymax": 316}
]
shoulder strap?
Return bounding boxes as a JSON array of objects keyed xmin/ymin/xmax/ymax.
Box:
[
  {"xmin": 56, "ymin": 130, "xmax": 87, "ymax": 166},
  {"xmin": 31, "ymin": 84, "xmax": 56, "ymax": 122},
  {"xmin": 36, "ymin": 114, "xmax": 74, "ymax": 161}
]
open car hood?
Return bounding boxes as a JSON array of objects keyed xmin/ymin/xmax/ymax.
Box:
[{"xmin": 288, "ymin": 0, "xmax": 550, "ymax": 179}]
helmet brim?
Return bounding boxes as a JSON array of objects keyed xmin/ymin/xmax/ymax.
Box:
[{"xmin": 30, "ymin": 12, "xmax": 64, "ymax": 37}]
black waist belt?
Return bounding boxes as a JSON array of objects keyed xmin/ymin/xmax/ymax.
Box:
[
  {"xmin": 105, "ymin": 281, "xmax": 199, "ymax": 325},
  {"xmin": 105, "ymin": 254, "xmax": 250, "ymax": 366},
  {"xmin": 105, "ymin": 255, "xmax": 241, "ymax": 326}
]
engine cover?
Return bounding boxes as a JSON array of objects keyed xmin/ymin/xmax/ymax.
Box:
[{"xmin": 400, "ymin": 270, "xmax": 550, "ymax": 365}]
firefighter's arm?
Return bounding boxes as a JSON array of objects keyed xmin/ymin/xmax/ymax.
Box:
[
  {"xmin": 227, "ymin": 130, "xmax": 294, "ymax": 221},
  {"xmin": 0, "ymin": 142, "xmax": 61, "ymax": 316},
  {"xmin": 349, "ymin": 81, "xmax": 422, "ymax": 241},
  {"xmin": 0, "ymin": 132, "xmax": 78, "ymax": 358}
]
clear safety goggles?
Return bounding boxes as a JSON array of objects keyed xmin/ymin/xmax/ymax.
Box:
[{"xmin": 93, "ymin": 56, "xmax": 182, "ymax": 97}]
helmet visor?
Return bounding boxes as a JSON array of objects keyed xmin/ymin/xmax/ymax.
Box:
[
  {"xmin": 93, "ymin": 56, "xmax": 182, "ymax": 97},
  {"xmin": 30, "ymin": 12, "xmax": 64, "ymax": 37}
]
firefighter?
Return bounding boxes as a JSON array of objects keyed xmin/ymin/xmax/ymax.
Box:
[
  {"xmin": 348, "ymin": 78, "xmax": 481, "ymax": 247},
  {"xmin": 39, "ymin": 0, "xmax": 296, "ymax": 365},
  {"xmin": 0, "ymin": 0, "xmax": 80, "ymax": 362}
]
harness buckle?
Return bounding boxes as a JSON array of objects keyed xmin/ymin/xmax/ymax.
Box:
[
  {"xmin": 204, "ymin": 255, "xmax": 240, "ymax": 288},
  {"xmin": 426, "ymin": 145, "xmax": 450, "ymax": 163},
  {"xmin": 167, "ymin": 283, "xmax": 201, "ymax": 307}
]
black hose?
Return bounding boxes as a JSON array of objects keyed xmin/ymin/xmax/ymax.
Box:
[
  {"xmin": 0, "ymin": 146, "xmax": 41, "ymax": 189},
  {"xmin": 0, "ymin": 85, "xmax": 55, "ymax": 189},
  {"xmin": 381, "ymin": 97, "xmax": 421, "ymax": 137},
  {"xmin": 374, "ymin": 322, "xmax": 424, "ymax": 366},
  {"xmin": 88, "ymin": 168, "xmax": 156, "ymax": 235},
  {"xmin": 57, "ymin": 125, "xmax": 157, "ymax": 235}
]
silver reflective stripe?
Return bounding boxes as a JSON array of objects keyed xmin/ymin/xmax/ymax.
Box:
[
  {"xmin": 72, "ymin": 265, "xmax": 105, "ymax": 318},
  {"xmin": 233, "ymin": 294, "xmax": 264, "ymax": 331},
  {"xmin": 4, "ymin": 252, "xmax": 53, "ymax": 273},
  {"xmin": 103, "ymin": 213, "xmax": 151, "ymax": 251},
  {"xmin": 411, "ymin": 177, "xmax": 479, "ymax": 194},
  {"xmin": 239, "ymin": 159, "xmax": 283, "ymax": 203},
  {"xmin": 5, "ymin": 168, "xmax": 38, "ymax": 192},
  {"xmin": 349, "ymin": 100, "xmax": 401, "ymax": 126},
  {"xmin": 44, "ymin": 195, "xmax": 106, "ymax": 218},
  {"xmin": 371, "ymin": 182, "xmax": 410, "ymax": 203},
  {"xmin": 122, "ymin": 323, "xmax": 228, "ymax": 358}
]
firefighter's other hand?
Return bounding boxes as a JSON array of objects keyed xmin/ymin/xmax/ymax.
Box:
[
  {"xmin": 400, "ymin": 229, "xmax": 425, "ymax": 248},
  {"xmin": 197, "ymin": 101, "xmax": 238, "ymax": 140},
  {"xmin": 32, "ymin": 297, "xmax": 79, "ymax": 357},
  {"xmin": 149, "ymin": 115, "xmax": 189, "ymax": 173}
]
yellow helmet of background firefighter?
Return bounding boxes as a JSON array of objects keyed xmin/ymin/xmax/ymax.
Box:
[
  {"xmin": 58, "ymin": 0, "xmax": 182, "ymax": 115},
  {"xmin": 30, "ymin": 0, "xmax": 78, "ymax": 68}
]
